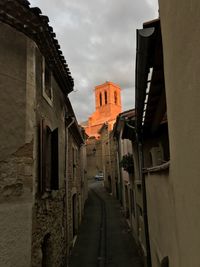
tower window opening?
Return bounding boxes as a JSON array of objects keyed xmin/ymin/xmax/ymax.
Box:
[
  {"xmin": 105, "ymin": 91, "xmax": 107, "ymax": 104},
  {"xmin": 114, "ymin": 91, "xmax": 117, "ymax": 104},
  {"xmin": 100, "ymin": 93, "xmax": 102, "ymax": 106}
]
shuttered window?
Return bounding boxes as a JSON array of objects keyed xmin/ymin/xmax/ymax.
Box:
[{"xmin": 39, "ymin": 120, "xmax": 59, "ymax": 192}]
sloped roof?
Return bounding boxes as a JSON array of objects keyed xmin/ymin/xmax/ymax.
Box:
[
  {"xmin": 135, "ymin": 19, "xmax": 166, "ymax": 134},
  {"xmin": 112, "ymin": 109, "xmax": 135, "ymax": 140},
  {"xmin": 0, "ymin": 0, "xmax": 74, "ymax": 94}
]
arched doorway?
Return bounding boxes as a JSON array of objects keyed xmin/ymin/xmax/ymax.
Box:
[
  {"xmin": 72, "ymin": 193, "xmax": 78, "ymax": 237},
  {"xmin": 108, "ymin": 175, "xmax": 112, "ymax": 193},
  {"xmin": 42, "ymin": 233, "xmax": 52, "ymax": 267}
]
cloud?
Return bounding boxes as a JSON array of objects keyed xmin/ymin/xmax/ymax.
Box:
[{"xmin": 30, "ymin": 0, "xmax": 158, "ymax": 121}]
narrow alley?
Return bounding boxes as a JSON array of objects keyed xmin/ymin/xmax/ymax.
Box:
[
  {"xmin": 69, "ymin": 181, "xmax": 143, "ymax": 267},
  {"xmin": 4, "ymin": 1, "xmax": 200, "ymax": 267}
]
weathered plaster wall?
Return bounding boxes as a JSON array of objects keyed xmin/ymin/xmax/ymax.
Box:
[
  {"xmin": 0, "ymin": 23, "xmax": 26, "ymax": 160},
  {"xmin": 131, "ymin": 143, "xmax": 142, "ymax": 247},
  {"xmin": 0, "ymin": 23, "xmax": 34, "ymax": 267},
  {"xmin": 145, "ymin": 170, "xmax": 179, "ymax": 267},
  {"xmin": 159, "ymin": 1, "xmax": 200, "ymax": 266}
]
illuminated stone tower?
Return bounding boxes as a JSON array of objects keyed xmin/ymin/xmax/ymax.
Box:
[{"xmin": 84, "ymin": 81, "xmax": 122, "ymax": 138}]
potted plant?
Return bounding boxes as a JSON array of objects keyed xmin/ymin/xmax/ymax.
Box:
[{"xmin": 120, "ymin": 153, "xmax": 134, "ymax": 173}]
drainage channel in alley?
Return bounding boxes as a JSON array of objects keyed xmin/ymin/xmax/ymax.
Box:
[
  {"xmin": 68, "ymin": 181, "xmax": 143, "ymax": 267},
  {"xmin": 91, "ymin": 188, "xmax": 107, "ymax": 267}
]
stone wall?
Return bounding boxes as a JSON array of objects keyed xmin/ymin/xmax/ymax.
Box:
[
  {"xmin": 0, "ymin": 23, "xmax": 34, "ymax": 267},
  {"xmin": 31, "ymin": 190, "xmax": 66, "ymax": 267},
  {"xmin": 66, "ymin": 131, "xmax": 83, "ymax": 253},
  {"xmin": 155, "ymin": 1, "xmax": 200, "ymax": 265},
  {"xmin": 0, "ymin": 15, "xmax": 85, "ymax": 267},
  {"xmin": 84, "ymin": 81, "xmax": 122, "ymax": 138},
  {"xmin": 86, "ymin": 137, "xmax": 102, "ymax": 179},
  {"xmin": 0, "ymin": 142, "xmax": 33, "ymax": 267},
  {"xmin": 31, "ymin": 45, "xmax": 68, "ymax": 266}
]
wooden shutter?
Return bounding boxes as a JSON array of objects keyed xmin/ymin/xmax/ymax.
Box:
[
  {"xmin": 40, "ymin": 119, "xmax": 47, "ymax": 192},
  {"xmin": 51, "ymin": 128, "xmax": 59, "ymax": 190}
]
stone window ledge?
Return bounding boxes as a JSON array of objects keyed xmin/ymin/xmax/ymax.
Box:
[{"xmin": 143, "ymin": 161, "xmax": 170, "ymax": 174}]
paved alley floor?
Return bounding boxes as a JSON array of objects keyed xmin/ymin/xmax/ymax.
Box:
[{"xmin": 69, "ymin": 181, "xmax": 143, "ymax": 267}]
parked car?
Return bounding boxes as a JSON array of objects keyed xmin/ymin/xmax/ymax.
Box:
[{"xmin": 94, "ymin": 172, "xmax": 104, "ymax": 181}]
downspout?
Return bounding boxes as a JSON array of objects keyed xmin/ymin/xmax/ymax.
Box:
[
  {"xmin": 116, "ymin": 141, "xmax": 121, "ymax": 201},
  {"xmin": 65, "ymin": 116, "xmax": 75, "ymax": 180},
  {"xmin": 65, "ymin": 116, "xmax": 75, "ymax": 261},
  {"xmin": 135, "ymin": 27, "xmax": 155, "ymax": 267},
  {"xmin": 137, "ymin": 129, "xmax": 151, "ymax": 267},
  {"xmin": 118, "ymin": 133, "xmax": 123, "ymax": 205}
]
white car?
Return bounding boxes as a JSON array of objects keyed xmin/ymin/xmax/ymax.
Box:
[{"xmin": 94, "ymin": 173, "xmax": 104, "ymax": 181}]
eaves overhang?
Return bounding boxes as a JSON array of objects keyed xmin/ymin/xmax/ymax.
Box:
[
  {"xmin": 136, "ymin": 19, "xmax": 166, "ymax": 135},
  {"xmin": 67, "ymin": 117, "xmax": 84, "ymax": 145},
  {"xmin": 113, "ymin": 109, "xmax": 135, "ymax": 140},
  {"xmin": 122, "ymin": 119, "xmax": 136, "ymax": 141},
  {"xmin": 0, "ymin": 0, "xmax": 74, "ymax": 95},
  {"xmin": 135, "ymin": 27, "xmax": 156, "ymax": 132}
]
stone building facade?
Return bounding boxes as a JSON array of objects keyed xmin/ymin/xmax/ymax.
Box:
[
  {"xmin": 134, "ymin": 6, "xmax": 200, "ymax": 266},
  {"xmin": 84, "ymin": 81, "xmax": 122, "ymax": 179},
  {"xmin": 83, "ymin": 81, "xmax": 122, "ymax": 138},
  {"xmin": 86, "ymin": 136, "xmax": 103, "ymax": 179},
  {"xmin": 99, "ymin": 123, "xmax": 118, "ymax": 196},
  {"xmin": 112, "ymin": 110, "xmax": 145, "ymax": 257},
  {"xmin": 66, "ymin": 117, "xmax": 87, "ymax": 255},
  {"xmin": 134, "ymin": 18, "xmax": 170, "ymax": 267},
  {"xmin": 0, "ymin": 1, "xmax": 87, "ymax": 266}
]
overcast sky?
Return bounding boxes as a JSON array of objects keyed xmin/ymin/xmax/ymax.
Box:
[{"xmin": 30, "ymin": 0, "xmax": 158, "ymax": 122}]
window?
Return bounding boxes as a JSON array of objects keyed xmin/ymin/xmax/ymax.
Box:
[
  {"xmin": 100, "ymin": 92, "xmax": 102, "ymax": 106},
  {"xmin": 51, "ymin": 128, "xmax": 59, "ymax": 189},
  {"xmin": 114, "ymin": 91, "xmax": 117, "ymax": 104},
  {"xmin": 72, "ymin": 194, "xmax": 78, "ymax": 236},
  {"xmin": 150, "ymin": 145, "xmax": 164, "ymax": 166},
  {"xmin": 72, "ymin": 146, "xmax": 78, "ymax": 180},
  {"xmin": 148, "ymin": 137, "xmax": 170, "ymax": 168},
  {"xmin": 40, "ymin": 120, "xmax": 59, "ymax": 192},
  {"xmin": 42, "ymin": 57, "xmax": 53, "ymax": 106},
  {"xmin": 130, "ymin": 189, "xmax": 136, "ymax": 217},
  {"xmin": 104, "ymin": 91, "xmax": 107, "ymax": 104},
  {"xmin": 42, "ymin": 234, "xmax": 52, "ymax": 267}
]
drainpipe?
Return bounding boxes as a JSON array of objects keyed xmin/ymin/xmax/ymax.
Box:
[
  {"xmin": 65, "ymin": 116, "xmax": 75, "ymax": 178},
  {"xmin": 137, "ymin": 130, "xmax": 151, "ymax": 267},
  {"xmin": 117, "ymin": 134, "xmax": 123, "ymax": 205},
  {"xmin": 65, "ymin": 116, "xmax": 75, "ymax": 263},
  {"xmin": 107, "ymin": 130, "xmax": 112, "ymax": 193},
  {"xmin": 116, "ymin": 142, "xmax": 121, "ymax": 201}
]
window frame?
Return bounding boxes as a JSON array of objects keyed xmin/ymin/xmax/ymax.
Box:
[
  {"xmin": 114, "ymin": 91, "xmax": 117, "ymax": 104},
  {"xmin": 104, "ymin": 91, "xmax": 107, "ymax": 104},
  {"xmin": 39, "ymin": 120, "xmax": 59, "ymax": 193},
  {"xmin": 100, "ymin": 92, "xmax": 102, "ymax": 106},
  {"xmin": 42, "ymin": 57, "xmax": 53, "ymax": 107}
]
